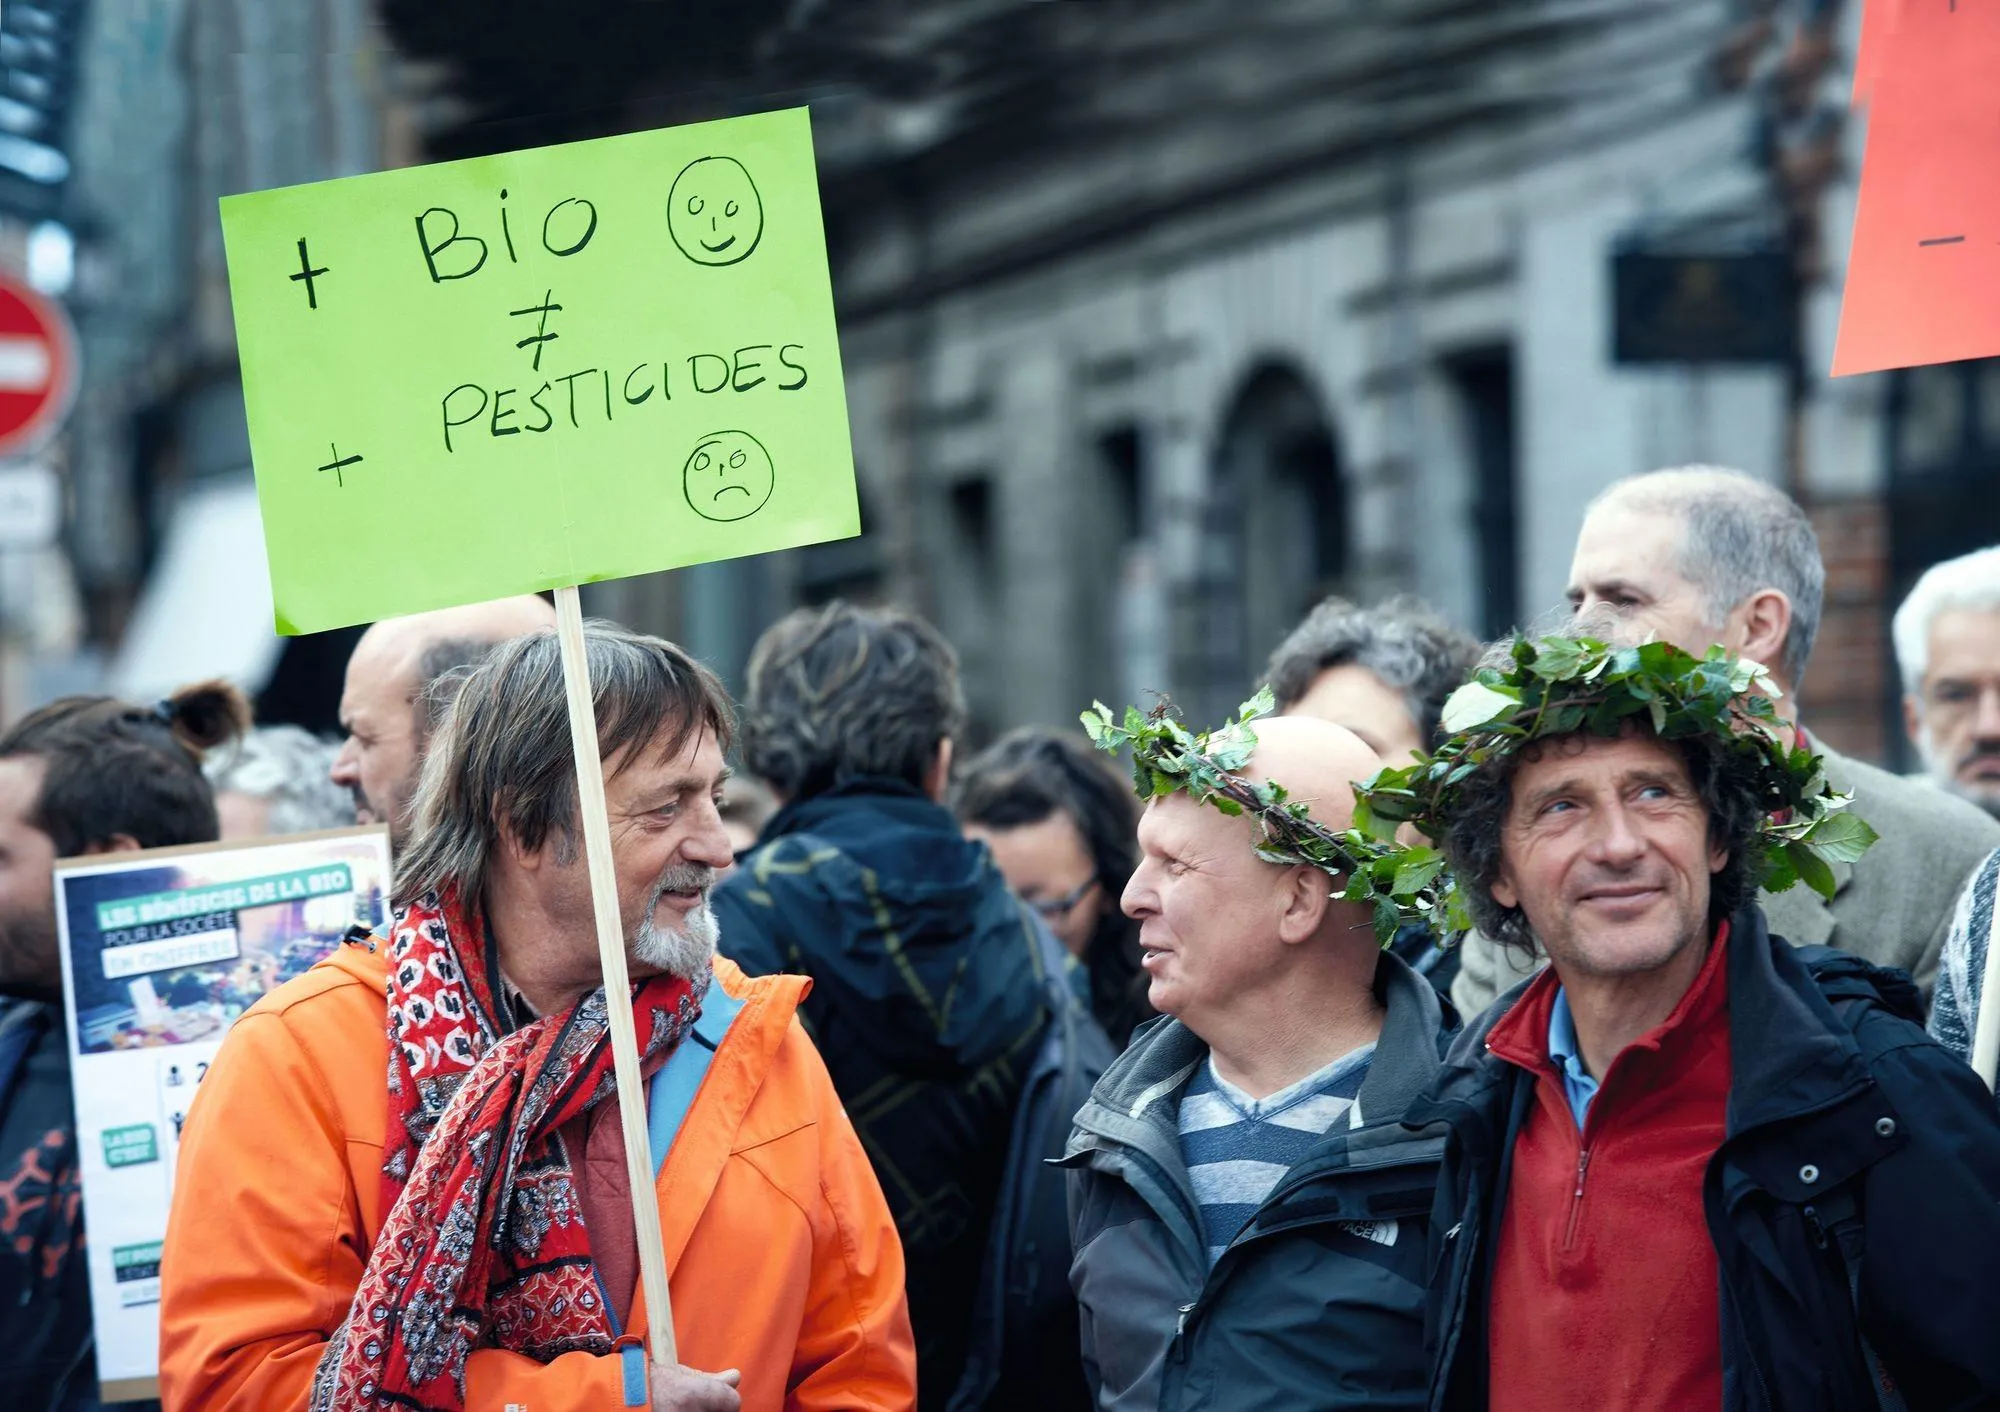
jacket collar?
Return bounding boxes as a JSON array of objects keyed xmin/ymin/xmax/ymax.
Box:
[
  {"xmin": 1071, "ymin": 950, "xmax": 1450, "ymax": 1147},
  {"xmin": 756, "ymin": 775, "xmax": 946, "ymax": 845},
  {"xmin": 1717, "ymin": 904, "xmax": 1872, "ymax": 1135},
  {"xmin": 1406, "ymin": 904, "xmax": 1871, "ymax": 1142},
  {"xmin": 1064, "ymin": 951, "xmax": 1452, "ymax": 1266}
]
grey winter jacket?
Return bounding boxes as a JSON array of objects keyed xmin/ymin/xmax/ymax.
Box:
[{"xmin": 1058, "ymin": 953, "xmax": 1456, "ymax": 1411}]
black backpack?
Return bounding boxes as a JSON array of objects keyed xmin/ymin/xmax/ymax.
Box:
[{"xmin": 948, "ymin": 913, "xmax": 1114, "ymax": 1412}]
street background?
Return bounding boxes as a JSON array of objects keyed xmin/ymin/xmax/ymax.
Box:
[{"xmin": 0, "ymin": 0, "xmax": 1962, "ymax": 767}]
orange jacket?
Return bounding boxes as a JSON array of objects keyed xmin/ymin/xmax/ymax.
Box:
[{"xmin": 157, "ymin": 943, "xmax": 916, "ymax": 1411}]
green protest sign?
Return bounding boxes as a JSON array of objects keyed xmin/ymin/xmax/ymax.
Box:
[{"xmin": 220, "ymin": 106, "xmax": 859, "ymax": 635}]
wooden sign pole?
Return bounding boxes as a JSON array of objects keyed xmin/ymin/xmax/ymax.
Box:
[{"xmin": 552, "ymin": 584, "xmax": 679, "ymax": 1368}]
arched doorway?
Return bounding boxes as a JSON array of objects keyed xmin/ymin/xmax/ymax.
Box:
[{"xmin": 1179, "ymin": 363, "xmax": 1347, "ymax": 726}]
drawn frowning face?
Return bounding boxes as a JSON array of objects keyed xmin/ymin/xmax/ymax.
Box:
[
  {"xmin": 668, "ymin": 157, "xmax": 764, "ymax": 266},
  {"xmin": 682, "ymin": 431, "xmax": 774, "ymax": 522}
]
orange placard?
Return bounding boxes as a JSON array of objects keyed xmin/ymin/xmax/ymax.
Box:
[{"xmin": 1833, "ymin": 0, "xmax": 2000, "ymax": 377}]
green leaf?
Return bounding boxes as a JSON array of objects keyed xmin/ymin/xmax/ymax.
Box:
[
  {"xmin": 1728, "ymin": 656, "xmax": 1765, "ymax": 695},
  {"xmin": 1238, "ymin": 685, "xmax": 1277, "ymax": 722},
  {"xmin": 1787, "ymin": 840, "xmax": 1838, "ymax": 900},
  {"xmin": 1525, "ymin": 636, "xmax": 1590, "ymax": 680},
  {"xmin": 1758, "ymin": 842, "xmax": 1799, "ymax": 895},
  {"xmin": 1441, "ymin": 681, "xmax": 1520, "ymax": 733},
  {"xmin": 1801, "ymin": 811, "xmax": 1879, "ymax": 864},
  {"xmin": 1392, "ymin": 850, "xmax": 1446, "ymax": 897}
]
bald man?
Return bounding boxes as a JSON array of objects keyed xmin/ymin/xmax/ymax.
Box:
[
  {"xmin": 1062, "ymin": 716, "xmax": 1456, "ymax": 1411},
  {"xmin": 330, "ymin": 595, "xmax": 555, "ymax": 850}
]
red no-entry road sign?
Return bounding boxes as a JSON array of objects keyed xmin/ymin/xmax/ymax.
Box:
[{"xmin": 0, "ymin": 276, "xmax": 77, "ymax": 459}]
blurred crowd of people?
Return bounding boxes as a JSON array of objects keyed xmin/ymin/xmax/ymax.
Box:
[{"xmin": 8, "ymin": 462, "xmax": 2000, "ymax": 1410}]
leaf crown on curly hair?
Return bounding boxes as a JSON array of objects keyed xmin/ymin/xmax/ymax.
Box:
[
  {"xmin": 1354, "ymin": 634, "xmax": 1877, "ymax": 906},
  {"xmin": 1080, "ymin": 687, "xmax": 1448, "ymax": 946}
]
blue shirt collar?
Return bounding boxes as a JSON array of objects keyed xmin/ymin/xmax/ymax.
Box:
[{"xmin": 1547, "ymin": 986, "xmax": 1599, "ymax": 1131}]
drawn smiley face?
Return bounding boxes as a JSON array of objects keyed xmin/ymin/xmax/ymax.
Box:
[
  {"xmin": 683, "ymin": 431, "xmax": 775, "ymax": 522},
  {"xmin": 668, "ymin": 156, "xmax": 765, "ymax": 266}
]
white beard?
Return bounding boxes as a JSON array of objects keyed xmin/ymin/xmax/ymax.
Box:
[
  {"xmin": 632, "ymin": 897, "xmax": 719, "ymax": 982},
  {"xmin": 1917, "ymin": 723, "xmax": 2000, "ymax": 817}
]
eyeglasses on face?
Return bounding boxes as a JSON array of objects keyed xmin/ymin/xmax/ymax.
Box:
[{"xmin": 1026, "ymin": 876, "xmax": 1098, "ymax": 918}]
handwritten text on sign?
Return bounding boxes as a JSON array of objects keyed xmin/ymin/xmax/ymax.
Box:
[
  {"xmin": 221, "ymin": 107, "xmax": 859, "ymax": 635},
  {"xmin": 1834, "ymin": 1, "xmax": 2000, "ymax": 376}
]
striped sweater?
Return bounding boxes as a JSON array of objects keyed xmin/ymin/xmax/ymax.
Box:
[{"xmin": 1176, "ymin": 1044, "xmax": 1374, "ymax": 1266}]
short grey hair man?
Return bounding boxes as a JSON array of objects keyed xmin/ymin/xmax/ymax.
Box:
[
  {"xmin": 207, "ymin": 725, "xmax": 354, "ymax": 839},
  {"xmin": 1571, "ymin": 465, "xmax": 1825, "ymax": 688},
  {"xmin": 1894, "ymin": 546, "xmax": 2000, "ymax": 817},
  {"xmin": 1263, "ymin": 594, "xmax": 1481, "ymax": 760}
]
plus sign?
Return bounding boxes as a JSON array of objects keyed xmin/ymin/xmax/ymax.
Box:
[
  {"xmin": 290, "ymin": 237, "xmax": 329, "ymax": 310},
  {"xmin": 317, "ymin": 442, "xmax": 363, "ymax": 488}
]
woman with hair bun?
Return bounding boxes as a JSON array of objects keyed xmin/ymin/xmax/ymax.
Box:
[
  {"xmin": 0, "ymin": 675, "xmax": 248, "ymax": 1412},
  {"xmin": 955, "ymin": 726, "xmax": 1155, "ymax": 1049}
]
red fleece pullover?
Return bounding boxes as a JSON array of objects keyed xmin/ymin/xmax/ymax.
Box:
[{"xmin": 1485, "ymin": 926, "xmax": 1733, "ymax": 1412}]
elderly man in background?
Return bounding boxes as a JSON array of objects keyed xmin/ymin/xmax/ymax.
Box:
[
  {"xmin": 205, "ymin": 724, "xmax": 353, "ymax": 839},
  {"xmin": 1897, "ymin": 550, "xmax": 2000, "ymax": 1066},
  {"xmin": 1062, "ymin": 711, "xmax": 1454, "ymax": 1411},
  {"xmin": 1452, "ymin": 465, "xmax": 2000, "ymax": 1017},
  {"xmin": 1895, "ymin": 544, "xmax": 2000, "ymax": 816},
  {"xmin": 160, "ymin": 622, "xmax": 915, "ymax": 1412},
  {"xmin": 1264, "ymin": 594, "xmax": 1481, "ymax": 994},
  {"xmin": 330, "ymin": 593, "xmax": 556, "ymax": 849}
]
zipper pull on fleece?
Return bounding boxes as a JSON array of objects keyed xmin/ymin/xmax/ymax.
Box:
[{"xmin": 1176, "ymin": 1301, "xmax": 1196, "ymax": 1336}]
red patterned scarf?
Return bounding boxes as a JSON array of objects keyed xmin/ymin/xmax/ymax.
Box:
[{"xmin": 311, "ymin": 887, "xmax": 702, "ymax": 1411}]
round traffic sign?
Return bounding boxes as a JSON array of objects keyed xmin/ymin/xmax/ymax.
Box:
[{"xmin": 0, "ymin": 277, "xmax": 77, "ymax": 459}]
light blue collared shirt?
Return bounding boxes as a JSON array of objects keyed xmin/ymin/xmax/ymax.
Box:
[{"xmin": 1547, "ymin": 986, "xmax": 1599, "ymax": 1131}]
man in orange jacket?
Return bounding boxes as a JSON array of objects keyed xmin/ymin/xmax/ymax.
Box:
[{"xmin": 158, "ymin": 622, "xmax": 916, "ymax": 1412}]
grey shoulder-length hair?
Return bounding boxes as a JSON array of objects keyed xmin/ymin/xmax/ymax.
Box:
[{"xmin": 393, "ymin": 620, "xmax": 735, "ymax": 908}]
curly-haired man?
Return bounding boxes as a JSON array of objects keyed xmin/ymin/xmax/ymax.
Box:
[{"xmin": 1403, "ymin": 631, "xmax": 2000, "ymax": 1412}]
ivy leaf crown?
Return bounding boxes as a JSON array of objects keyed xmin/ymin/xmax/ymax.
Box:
[
  {"xmin": 1354, "ymin": 634, "xmax": 1879, "ymax": 901},
  {"xmin": 1079, "ymin": 686, "xmax": 1455, "ymax": 947}
]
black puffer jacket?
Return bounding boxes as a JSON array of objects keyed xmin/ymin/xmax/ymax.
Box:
[
  {"xmin": 712, "ymin": 778, "xmax": 1067, "ymax": 1411},
  {"xmin": 1058, "ymin": 953, "xmax": 1456, "ymax": 1411},
  {"xmin": 1411, "ymin": 903, "xmax": 2000, "ymax": 1412}
]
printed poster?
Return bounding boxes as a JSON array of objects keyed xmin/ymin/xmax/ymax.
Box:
[{"xmin": 53, "ymin": 825, "xmax": 391, "ymax": 1401}]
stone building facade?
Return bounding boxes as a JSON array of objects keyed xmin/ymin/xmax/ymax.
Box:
[
  {"xmin": 37, "ymin": 0, "xmax": 1996, "ymax": 767},
  {"xmin": 685, "ymin": 0, "xmax": 1908, "ymax": 755}
]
